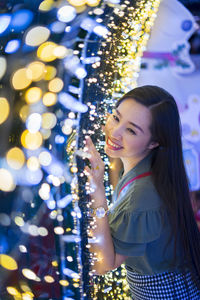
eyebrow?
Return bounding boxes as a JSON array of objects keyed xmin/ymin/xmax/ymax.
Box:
[{"xmin": 116, "ymin": 109, "xmax": 144, "ymax": 133}]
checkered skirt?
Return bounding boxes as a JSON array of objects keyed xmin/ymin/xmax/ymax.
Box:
[{"xmin": 126, "ymin": 267, "xmax": 200, "ymax": 299}]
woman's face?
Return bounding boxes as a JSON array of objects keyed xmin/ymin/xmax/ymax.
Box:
[{"xmin": 104, "ymin": 98, "xmax": 157, "ymax": 165}]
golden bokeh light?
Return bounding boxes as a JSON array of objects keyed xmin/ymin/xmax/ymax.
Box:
[
  {"xmin": 20, "ymin": 284, "xmax": 32, "ymax": 293},
  {"xmin": 68, "ymin": 0, "xmax": 86, "ymax": 6},
  {"xmin": 86, "ymin": 0, "xmax": 100, "ymax": 6},
  {"xmin": 0, "ymin": 254, "xmax": 18, "ymax": 270},
  {"xmin": 39, "ymin": 0, "xmax": 54, "ymax": 11},
  {"xmin": 59, "ymin": 280, "xmax": 69, "ymax": 287},
  {"xmin": 52, "ymin": 260, "xmax": 58, "ymax": 267},
  {"xmin": 6, "ymin": 147, "xmax": 25, "ymax": 170},
  {"xmin": 11, "ymin": 68, "xmax": 32, "ymax": 90},
  {"xmin": 21, "ymin": 130, "xmax": 43, "ymax": 150},
  {"xmin": 42, "ymin": 113, "xmax": 57, "ymax": 129},
  {"xmin": 25, "ymin": 26, "xmax": 50, "ymax": 47},
  {"xmin": 27, "ymin": 156, "xmax": 40, "ymax": 171},
  {"xmin": 37, "ymin": 42, "xmax": 58, "ymax": 62},
  {"xmin": 19, "ymin": 105, "xmax": 30, "ymax": 122},
  {"xmin": 25, "ymin": 87, "xmax": 42, "ymax": 104},
  {"xmin": 44, "ymin": 275, "xmax": 55, "ymax": 283},
  {"xmin": 21, "ymin": 292, "xmax": 34, "ymax": 300},
  {"xmin": 0, "ymin": 97, "xmax": 10, "ymax": 125},
  {"xmin": 6, "ymin": 286, "xmax": 20, "ymax": 296},
  {"xmin": 48, "ymin": 77, "xmax": 64, "ymax": 93},
  {"xmin": 44, "ymin": 65, "xmax": 57, "ymax": 80},
  {"xmin": 27, "ymin": 61, "xmax": 45, "ymax": 81},
  {"xmin": 0, "ymin": 169, "xmax": 16, "ymax": 192},
  {"xmin": 43, "ymin": 92, "xmax": 57, "ymax": 106},
  {"xmin": 14, "ymin": 216, "xmax": 25, "ymax": 227}
]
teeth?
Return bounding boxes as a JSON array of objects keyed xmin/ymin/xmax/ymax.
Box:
[{"xmin": 108, "ymin": 138, "xmax": 121, "ymax": 149}]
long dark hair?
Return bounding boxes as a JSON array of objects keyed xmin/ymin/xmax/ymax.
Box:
[{"xmin": 116, "ymin": 85, "xmax": 200, "ymax": 285}]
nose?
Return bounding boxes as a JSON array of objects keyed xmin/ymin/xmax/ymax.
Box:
[{"xmin": 110, "ymin": 124, "xmax": 123, "ymax": 140}]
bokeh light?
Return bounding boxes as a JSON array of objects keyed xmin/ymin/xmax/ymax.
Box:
[
  {"xmin": 43, "ymin": 92, "xmax": 57, "ymax": 106},
  {"xmin": 39, "ymin": 0, "xmax": 55, "ymax": 12},
  {"xmin": 44, "ymin": 65, "xmax": 57, "ymax": 80},
  {"xmin": 48, "ymin": 77, "xmax": 64, "ymax": 93},
  {"xmin": 25, "ymin": 87, "xmax": 42, "ymax": 104},
  {"xmin": 42, "ymin": 113, "xmax": 57, "ymax": 129},
  {"xmin": 27, "ymin": 156, "xmax": 40, "ymax": 171},
  {"xmin": 68, "ymin": 0, "xmax": 86, "ymax": 7},
  {"xmin": 57, "ymin": 6, "xmax": 76, "ymax": 23},
  {"xmin": 27, "ymin": 61, "xmax": 45, "ymax": 81},
  {"xmin": 0, "ymin": 169, "xmax": 16, "ymax": 192},
  {"xmin": 0, "ymin": 56, "xmax": 7, "ymax": 80},
  {"xmin": 0, "ymin": 14, "xmax": 11, "ymax": 35},
  {"xmin": 26, "ymin": 113, "xmax": 42, "ymax": 133},
  {"xmin": 25, "ymin": 26, "xmax": 50, "ymax": 47},
  {"xmin": 21, "ymin": 130, "xmax": 43, "ymax": 150},
  {"xmin": 19, "ymin": 105, "xmax": 30, "ymax": 122},
  {"xmin": 22, "ymin": 269, "xmax": 38, "ymax": 281},
  {"xmin": 38, "ymin": 151, "xmax": 52, "ymax": 166},
  {"xmin": 6, "ymin": 286, "xmax": 20, "ymax": 296},
  {"xmin": 0, "ymin": 97, "xmax": 10, "ymax": 124},
  {"xmin": 11, "ymin": 68, "xmax": 32, "ymax": 90},
  {"xmin": 37, "ymin": 42, "xmax": 58, "ymax": 62},
  {"xmin": 5, "ymin": 39, "xmax": 20, "ymax": 54},
  {"xmin": 0, "ymin": 254, "xmax": 18, "ymax": 270},
  {"xmin": 6, "ymin": 147, "xmax": 25, "ymax": 170},
  {"xmin": 10, "ymin": 9, "xmax": 33, "ymax": 32},
  {"xmin": 44, "ymin": 275, "xmax": 55, "ymax": 283},
  {"xmin": 53, "ymin": 45, "xmax": 69, "ymax": 58}
]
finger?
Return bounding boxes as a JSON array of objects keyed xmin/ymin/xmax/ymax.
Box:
[{"xmin": 85, "ymin": 136, "xmax": 97, "ymax": 152}]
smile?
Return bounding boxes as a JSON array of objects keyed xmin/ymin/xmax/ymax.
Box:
[{"xmin": 107, "ymin": 137, "xmax": 123, "ymax": 150}]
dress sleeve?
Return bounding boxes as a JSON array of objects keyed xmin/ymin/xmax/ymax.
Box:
[{"xmin": 108, "ymin": 208, "xmax": 166, "ymax": 257}]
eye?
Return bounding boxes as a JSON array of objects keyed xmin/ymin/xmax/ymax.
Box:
[
  {"xmin": 112, "ymin": 114, "xmax": 119, "ymax": 122},
  {"xmin": 127, "ymin": 128, "xmax": 136, "ymax": 135}
]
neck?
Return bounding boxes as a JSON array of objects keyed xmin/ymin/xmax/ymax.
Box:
[{"xmin": 121, "ymin": 151, "xmax": 151, "ymax": 176}]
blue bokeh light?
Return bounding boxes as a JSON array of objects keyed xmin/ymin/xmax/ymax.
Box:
[
  {"xmin": 0, "ymin": 14, "xmax": 11, "ymax": 35},
  {"xmin": 10, "ymin": 9, "xmax": 34, "ymax": 32},
  {"xmin": 5, "ymin": 39, "xmax": 21, "ymax": 54}
]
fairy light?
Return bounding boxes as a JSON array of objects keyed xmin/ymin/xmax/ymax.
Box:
[{"xmin": 81, "ymin": 0, "xmax": 161, "ymax": 298}]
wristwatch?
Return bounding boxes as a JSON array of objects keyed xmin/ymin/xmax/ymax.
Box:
[{"xmin": 90, "ymin": 206, "xmax": 109, "ymax": 218}]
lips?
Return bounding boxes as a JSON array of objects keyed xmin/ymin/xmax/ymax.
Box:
[{"xmin": 106, "ymin": 137, "xmax": 123, "ymax": 150}]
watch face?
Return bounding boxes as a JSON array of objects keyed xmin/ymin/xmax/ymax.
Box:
[{"xmin": 96, "ymin": 207, "xmax": 105, "ymax": 218}]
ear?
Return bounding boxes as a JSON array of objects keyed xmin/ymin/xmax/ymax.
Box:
[{"xmin": 148, "ymin": 141, "xmax": 159, "ymax": 150}]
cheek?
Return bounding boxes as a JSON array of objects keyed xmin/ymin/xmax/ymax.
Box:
[{"xmin": 105, "ymin": 118, "xmax": 113, "ymax": 134}]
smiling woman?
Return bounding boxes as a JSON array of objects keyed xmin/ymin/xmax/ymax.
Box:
[{"xmin": 85, "ymin": 85, "xmax": 200, "ymax": 299}]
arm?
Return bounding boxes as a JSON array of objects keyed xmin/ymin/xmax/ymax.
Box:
[{"xmin": 85, "ymin": 137, "xmax": 128, "ymax": 275}]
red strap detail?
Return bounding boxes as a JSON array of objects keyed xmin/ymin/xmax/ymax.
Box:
[{"xmin": 118, "ymin": 171, "xmax": 152, "ymax": 199}]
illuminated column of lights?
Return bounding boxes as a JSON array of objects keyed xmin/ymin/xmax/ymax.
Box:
[{"xmin": 83, "ymin": 1, "xmax": 161, "ymax": 299}]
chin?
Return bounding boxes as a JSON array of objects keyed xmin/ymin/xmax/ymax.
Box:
[{"xmin": 104, "ymin": 146, "xmax": 120, "ymax": 158}]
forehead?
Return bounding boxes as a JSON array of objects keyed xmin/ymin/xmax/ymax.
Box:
[{"xmin": 117, "ymin": 98, "xmax": 152, "ymax": 129}]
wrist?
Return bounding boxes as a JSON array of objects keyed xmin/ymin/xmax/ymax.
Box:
[
  {"xmin": 90, "ymin": 183, "xmax": 105, "ymax": 199},
  {"xmin": 89, "ymin": 206, "xmax": 109, "ymax": 219}
]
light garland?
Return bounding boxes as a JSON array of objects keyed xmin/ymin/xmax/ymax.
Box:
[{"xmin": 83, "ymin": 0, "xmax": 161, "ymax": 298}]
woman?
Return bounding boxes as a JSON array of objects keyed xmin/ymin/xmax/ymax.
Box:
[{"xmin": 85, "ymin": 85, "xmax": 200, "ymax": 299}]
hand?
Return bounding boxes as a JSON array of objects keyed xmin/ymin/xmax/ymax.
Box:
[{"xmin": 84, "ymin": 136, "xmax": 105, "ymax": 195}]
